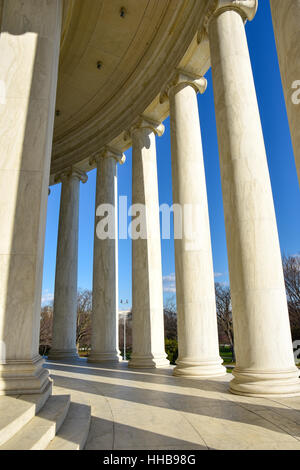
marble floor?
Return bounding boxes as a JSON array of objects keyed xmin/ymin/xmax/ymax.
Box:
[{"xmin": 46, "ymin": 359, "xmax": 300, "ymax": 450}]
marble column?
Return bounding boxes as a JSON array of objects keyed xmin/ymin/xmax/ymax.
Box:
[
  {"xmin": 162, "ymin": 71, "xmax": 225, "ymax": 377},
  {"xmin": 208, "ymin": 0, "xmax": 300, "ymax": 396},
  {"xmin": 0, "ymin": 0, "xmax": 62, "ymax": 395},
  {"xmin": 88, "ymin": 148, "xmax": 125, "ymax": 363},
  {"xmin": 49, "ymin": 168, "xmax": 88, "ymax": 360},
  {"xmin": 270, "ymin": 0, "xmax": 300, "ymax": 187},
  {"xmin": 128, "ymin": 118, "xmax": 169, "ymax": 368}
]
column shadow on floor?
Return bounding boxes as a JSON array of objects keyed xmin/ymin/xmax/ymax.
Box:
[
  {"xmin": 47, "ymin": 362, "xmax": 300, "ymax": 442},
  {"xmin": 85, "ymin": 416, "xmax": 208, "ymax": 450},
  {"xmin": 46, "ymin": 359, "xmax": 228, "ymax": 394}
]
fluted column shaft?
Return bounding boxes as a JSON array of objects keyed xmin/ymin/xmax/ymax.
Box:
[
  {"xmin": 129, "ymin": 119, "xmax": 169, "ymax": 368},
  {"xmin": 89, "ymin": 149, "xmax": 124, "ymax": 363},
  {"xmin": 208, "ymin": 1, "xmax": 300, "ymax": 396},
  {"xmin": 49, "ymin": 168, "xmax": 87, "ymax": 360},
  {"xmin": 270, "ymin": 0, "xmax": 300, "ymax": 187},
  {"xmin": 165, "ymin": 71, "xmax": 225, "ymax": 377},
  {"xmin": 0, "ymin": 0, "xmax": 62, "ymax": 395}
]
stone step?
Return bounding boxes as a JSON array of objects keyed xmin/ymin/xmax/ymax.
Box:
[
  {"xmin": 47, "ymin": 402, "xmax": 91, "ymax": 450},
  {"xmin": 0, "ymin": 394, "xmax": 70, "ymax": 450},
  {"xmin": 0, "ymin": 381, "xmax": 52, "ymax": 446}
]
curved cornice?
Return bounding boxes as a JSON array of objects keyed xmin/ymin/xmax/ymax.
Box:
[
  {"xmin": 51, "ymin": 0, "xmax": 212, "ymax": 177},
  {"xmin": 61, "ymin": 0, "xmax": 77, "ymax": 51}
]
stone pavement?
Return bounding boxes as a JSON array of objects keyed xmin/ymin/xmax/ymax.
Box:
[{"xmin": 46, "ymin": 359, "xmax": 300, "ymax": 450}]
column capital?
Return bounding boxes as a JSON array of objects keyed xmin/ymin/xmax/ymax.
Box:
[
  {"xmin": 124, "ymin": 116, "xmax": 165, "ymax": 141},
  {"xmin": 204, "ymin": 0, "xmax": 258, "ymax": 31},
  {"xmin": 54, "ymin": 167, "xmax": 88, "ymax": 184},
  {"xmin": 160, "ymin": 69, "xmax": 207, "ymax": 103},
  {"xmin": 89, "ymin": 146, "xmax": 126, "ymax": 167}
]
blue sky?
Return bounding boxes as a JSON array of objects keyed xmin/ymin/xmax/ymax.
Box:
[{"xmin": 42, "ymin": 1, "xmax": 300, "ymax": 309}]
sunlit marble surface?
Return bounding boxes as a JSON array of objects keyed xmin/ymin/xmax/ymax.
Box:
[{"xmin": 46, "ymin": 359, "xmax": 300, "ymax": 450}]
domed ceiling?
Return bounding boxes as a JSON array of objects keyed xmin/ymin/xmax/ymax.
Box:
[{"xmin": 51, "ymin": 0, "xmax": 211, "ymax": 177}]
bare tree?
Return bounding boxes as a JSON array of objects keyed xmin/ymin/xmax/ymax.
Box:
[
  {"xmin": 40, "ymin": 305, "xmax": 53, "ymax": 355},
  {"xmin": 164, "ymin": 298, "xmax": 177, "ymax": 340},
  {"xmin": 76, "ymin": 289, "xmax": 92, "ymax": 349},
  {"xmin": 119, "ymin": 310, "xmax": 132, "ymax": 356},
  {"xmin": 282, "ymin": 255, "xmax": 300, "ymax": 341},
  {"xmin": 215, "ymin": 282, "xmax": 235, "ymax": 361}
]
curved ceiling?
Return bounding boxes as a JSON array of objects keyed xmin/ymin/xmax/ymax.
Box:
[{"xmin": 51, "ymin": 0, "xmax": 211, "ymax": 176}]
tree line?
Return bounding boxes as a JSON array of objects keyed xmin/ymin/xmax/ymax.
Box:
[{"xmin": 40, "ymin": 254, "xmax": 300, "ymax": 362}]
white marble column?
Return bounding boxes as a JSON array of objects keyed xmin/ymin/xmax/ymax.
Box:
[
  {"xmin": 88, "ymin": 148, "xmax": 125, "ymax": 363},
  {"xmin": 0, "ymin": 0, "xmax": 62, "ymax": 395},
  {"xmin": 128, "ymin": 118, "xmax": 169, "ymax": 368},
  {"xmin": 208, "ymin": 0, "xmax": 300, "ymax": 396},
  {"xmin": 270, "ymin": 0, "xmax": 300, "ymax": 187},
  {"xmin": 49, "ymin": 168, "xmax": 88, "ymax": 360},
  {"xmin": 162, "ymin": 71, "xmax": 225, "ymax": 377}
]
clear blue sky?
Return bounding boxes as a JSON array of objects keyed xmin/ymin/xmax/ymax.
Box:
[{"xmin": 42, "ymin": 1, "xmax": 300, "ymax": 309}]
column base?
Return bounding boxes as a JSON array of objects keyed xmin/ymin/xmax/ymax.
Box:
[
  {"xmin": 173, "ymin": 358, "xmax": 226, "ymax": 378},
  {"xmin": 0, "ymin": 356, "xmax": 52, "ymax": 396},
  {"xmin": 88, "ymin": 351, "xmax": 122, "ymax": 363},
  {"xmin": 230, "ymin": 366, "xmax": 300, "ymax": 397},
  {"xmin": 47, "ymin": 348, "xmax": 79, "ymax": 360},
  {"xmin": 128, "ymin": 354, "xmax": 170, "ymax": 369}
]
